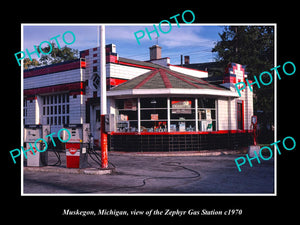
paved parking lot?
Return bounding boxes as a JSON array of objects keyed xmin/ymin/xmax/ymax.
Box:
[{"xmin": 23, "ymin": 151, "xmax": 274, "ymax": 194}]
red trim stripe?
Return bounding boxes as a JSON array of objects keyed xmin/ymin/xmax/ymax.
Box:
[
  {"xmin": 134, "ymin": 70, "xmax": 158, "ymax": 89},
  {"xmin": 118, "ymin": 61, "xmax": 156, "ymax": 70},
  {"xmin": 24, "ymin": 60, "xmax": 80, "ymax": 78},
  {"xmin": 108, "ymin": 78, "xmax": 128, "ymax": 86},
  {"xmin": 159, "ymin": 69, "xmax": 172, "ymax": 88},
  {"xmin": 24, "ymin": 81, "xmax": 85, "ymax": 96},
  {"xmin": 110, "ymin": 130, "xmax": 252, "ymax": 136}
]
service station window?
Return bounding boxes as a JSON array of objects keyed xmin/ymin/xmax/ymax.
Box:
[
  {"xmin": 140, "ymin": 98, "xmax": 167, "ymax": 132},
  {"xmin": 170, "ymin": 98, "xmax": 195, "ymax": 131},
  {"xmin": 116, "ymin": 98, "xmax": 138, "ymax": 132},
  {"xmin": 198, "ymin": 98, "xmax": 216, "ymax": 131},
  {"xmin": 115, "ymin": 97, "xmax": 216, "ymax": 133}
]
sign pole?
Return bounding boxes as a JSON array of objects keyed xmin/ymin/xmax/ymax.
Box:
[{"xmin": 100, "ymin": 25, "xmax": 108, "ymax": 169}]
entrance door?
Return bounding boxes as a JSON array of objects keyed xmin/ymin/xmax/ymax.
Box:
[
  {"xmin": 237, "ymin": 101, "xmax": 244, "ymax": 130},
  {"xmin": 90, "ymin": 105, "xmax": 101, "ymax": 148}
]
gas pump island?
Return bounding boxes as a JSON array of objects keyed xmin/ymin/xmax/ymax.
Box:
[
  {"xmin": 23, "ymin": 123, "xmax": 96, "ymax": 169},
  {"xmin": 21, "ymin": 26, "xmax": 111, "ymax": 170}
]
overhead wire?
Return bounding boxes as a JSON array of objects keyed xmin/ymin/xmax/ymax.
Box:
[{"xmin": 122, "ymin": 47, "xmax": 217, "ymax": 64}]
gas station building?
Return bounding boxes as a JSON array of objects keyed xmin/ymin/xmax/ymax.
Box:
[{"xmin": 24, "ymin": 44, "xmax": 253, "ymax": 152}]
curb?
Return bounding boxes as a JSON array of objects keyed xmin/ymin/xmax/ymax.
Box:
[
  {"xmin": 109, "ymin": 149, "xmax": 247, "ymax": 157},
  {"xmin": 24, "ymin": 166, "xmax": 114, "ymax": 175}
]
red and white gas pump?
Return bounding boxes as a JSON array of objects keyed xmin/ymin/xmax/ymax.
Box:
[
  {"xmin": 64, "ymin": 124, "xmax": 90, "ymax": 168},
  {"xmin": 24, "ymin": 124, "xmax": 50, "ymax": 167},
  {"xmin": 248, "ymin": 115, "xmax": 260, "ymax": 157},
  {"xmin": 250, "ymin": 115, "xmax": 258, "ymax": 145}
]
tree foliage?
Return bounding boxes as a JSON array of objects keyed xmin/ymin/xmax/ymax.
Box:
[
  {"xmin": 23, "ymin": 58, "xmax": 40, "ymax": 69},
  {"xmin": 212, "ymin": 26, "xmax": 274, "ymax": 113},
  {"xmin": 212, "ymin": 26, "xmax": 274, "ymax": 142},
  {"xmin": 23, "ymin": 42, "xmax": 79, "ymax": 69}
]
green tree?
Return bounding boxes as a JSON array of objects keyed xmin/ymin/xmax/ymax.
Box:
[
  {"xmin": 212, "ymin": 26, "xmax": 274, "ymax": 142},
  {"xmin": 23, "ymin": 42, "xmax": 79, "ymax": 67},
  {"xmin": 23, "ymin": 58, "xmax": 40, "ymax": 69},
  {"xmin": 212, "ymin": 26, "xmax": 274, "ymax": 77}
]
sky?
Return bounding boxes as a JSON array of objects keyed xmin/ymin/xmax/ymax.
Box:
[{"xmin": 23, "ymin": 24, "xmax": 224, "ymax": 65}]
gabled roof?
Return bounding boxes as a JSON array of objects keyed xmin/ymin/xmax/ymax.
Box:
[{"xmin": 108, "ymin": 67, "xmax": 238, "ymax": 98}]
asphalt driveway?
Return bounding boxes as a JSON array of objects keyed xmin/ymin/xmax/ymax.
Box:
[{"xmin": 23, "ymin": 151, "xmax": 274, "ymax": 194}]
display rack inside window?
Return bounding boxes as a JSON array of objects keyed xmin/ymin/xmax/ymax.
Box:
[
  {"xmin": 197, "ymin": 98, "xmax": 216, "ymax": 131},
  {"xmin": 116, "ymin": 99, "xmax": 138, "ymax": 132},
  {"xmin": 140, "ymin": 98, "xmax": 167, "ymax": 132},
  {"xmin": 170, "ymin": 98, "xmax": 195, "ymax": 132},
  {"xmin": 115, "ymin": 97, "xmax": 217, "ymax": 133}
]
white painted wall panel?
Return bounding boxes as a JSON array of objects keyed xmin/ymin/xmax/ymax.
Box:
[
  {"xmin": 107, "ymin": 63, "xmax": 151, "ymax": 80},
  {"xmin": 24, "ymin": 69, "xmax": 81, "ymax": 89},
  {"xmin": 217, "ymin": 98, "xmax": 229, "ymax": 130}
]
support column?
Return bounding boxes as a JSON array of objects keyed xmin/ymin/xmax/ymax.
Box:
[
  {"xmin": 167, "ymin": 97, "xmax": 170, "ymax": 132},
  {"xmin": 138, "ymin": 97, "xmax": 141, "ymax": 132},
  {"xmin": 195, "ymin": 98, "xmax": 198, "ymax": 131}
]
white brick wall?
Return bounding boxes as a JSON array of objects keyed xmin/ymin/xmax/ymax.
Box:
[
  {"xmin": 220, "ymin": 74, "xmax": 254, "ymax": 131},
  {"xmin": 169, "ymin": 65, "xmax": 208, "ymax": 78},
  {"xmin": 69, "ymin": 94, "xmax": 86, "ymax": 124},
  {"xmin": 229, "ymin": 97, "xmax": 237, "ymax": 130},
  {"xmin": 84, "ymin": 55, "xmax": 152, "ymax": 99},
  {"xmin": 245, "ymin": 88, "xmax": 254, "ymax": 130},
  {"xmin": 229, "ymin": 87, "xmax": 253, "ymax": 131},
  {"xmin": 25, "ymin": 99, "xmax": 39, "ymax": 124},
  {"xmin": 217, "ymin": 92, "xmax": 253, "ymax": 132},
  {"xmin": 107, "ymin": 63, "xmax": 151, "ymax": 80},
  {"xmin": 217, "ymin": 98, "xmax": 229, "ymax": 130},
  {"xmin": 217, "ymin": 97, "xmax": 239, "ymax": 131},
  {"xmin": 24, "ymin": 66, "xmax": 86, "ymax": 127},
  {"xmin": 24, "ymin": 69, "xmax": 82, "ymax": 89}
]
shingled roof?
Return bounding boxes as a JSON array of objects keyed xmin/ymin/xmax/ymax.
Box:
[{"xmin": 110, "ymin": 67, "xmax": 226, "ymax": 91}]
